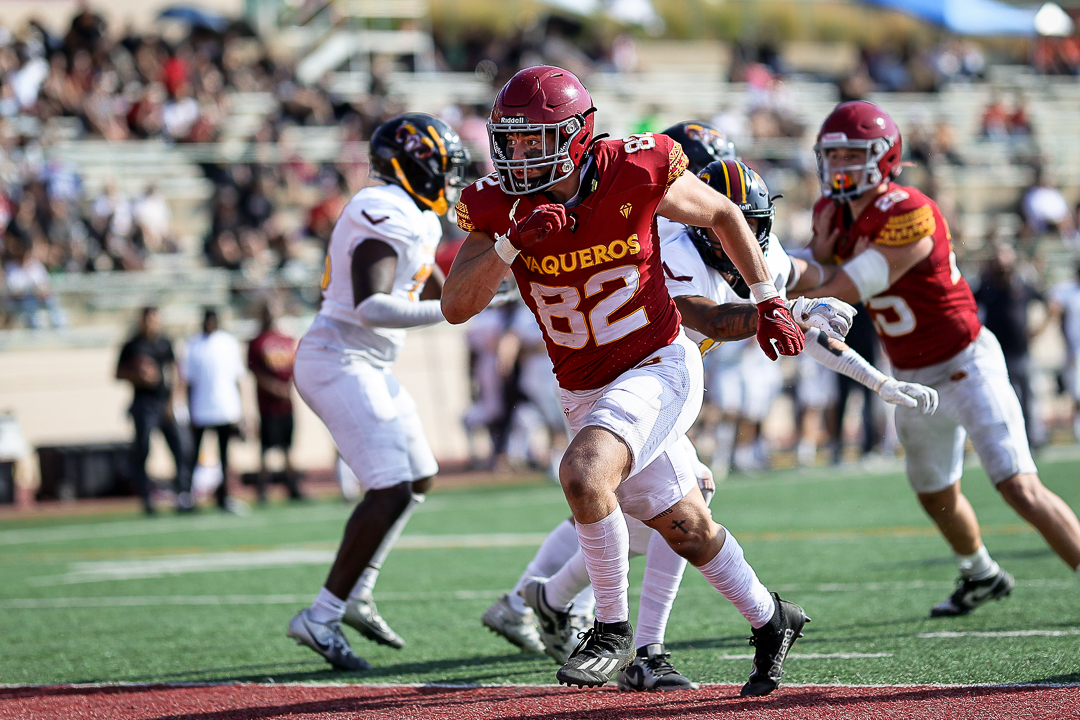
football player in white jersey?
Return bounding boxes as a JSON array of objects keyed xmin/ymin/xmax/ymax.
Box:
[{"xmin": 286, "ymin": 113, "xmax": 469, "ymax": 670}]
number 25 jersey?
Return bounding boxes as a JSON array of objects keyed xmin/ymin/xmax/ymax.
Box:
[
  {"xmin": 456, "ymin": 134, "xmax": 688, "ymax": 391},
  {"xmin": 813, "ymin": 183, "xmax": 981, "ymax": 370}
]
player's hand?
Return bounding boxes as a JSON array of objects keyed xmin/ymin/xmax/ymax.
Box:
[
  {"xmin": 789, "ymin": 296, "xmax": 857, "ymax": 341},
  {"xmin": 508, "ymin": 204, "xmax": 568, "ymax": 250},
  {"xmin": 756, "ymin": 297, "xmax": 805, "ymax": 360},
  {"xmin": 810, "ymin": 202, "xmax": 841, "ymax": 263},
  {"xmin": 877, "ymin": 379, "xmax": 939, "ymax": 414}
]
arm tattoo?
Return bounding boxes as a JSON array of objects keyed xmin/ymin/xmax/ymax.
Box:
[
  {"xmin": 649, "ymin": 508, "xmax": 674, "ymax": 522},
  {"xmin": 671, "ymin": 519, "xmax": 689, "ymax": 534},
  {"xmin": 708, "ymin": 303, "xmax": 758, "ymax": 341}
]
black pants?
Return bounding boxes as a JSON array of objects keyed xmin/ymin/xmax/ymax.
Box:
[
  {"xmin": 192, "ymin": 423, "xmax": 238, "ymax": 507},
  {"xmin": 834, "ymin": 375, "xmax": 877, "ymax": 460},
  {"xmin": 130, "ymin": 395, "xmax": 192, "ymax": 512}
]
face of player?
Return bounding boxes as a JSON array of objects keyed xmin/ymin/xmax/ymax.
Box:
[
  {"xmin": 505, "ymin": 130, "xmax": 558, "ymax": 179},
  {"xmin": 140, "ymin": 309, "xmax": 161, "ymax": 338},
  {"xmin": 823, "ymin": 147, "xmax": 868, "ymax": 194}
]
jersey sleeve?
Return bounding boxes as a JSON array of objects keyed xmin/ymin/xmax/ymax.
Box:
[
  {"xmin": 873, "ymin": 197, "xmax": 937, "ymax": 247},
  {"xmin": 660, "ymin": 241, "xmax": 711, "ymax": 299},
  {"xmin": 455, "ymin": 174, "xmax": 501, "ymax": 235}
]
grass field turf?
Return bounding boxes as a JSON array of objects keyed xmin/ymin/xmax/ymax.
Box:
[{"xmin": 2, "ymin": 455, "xmax": 1079, "ymax": 690}]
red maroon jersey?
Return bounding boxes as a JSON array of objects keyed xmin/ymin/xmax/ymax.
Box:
[
  {"xmin": 248, "ymin": 327, "xmax": 296, "ymax": 416},
  {"xmin": 456, "ymin": 133, "xmax": 688, "ymax": 390},
  {"xmin": 813, "ymin": 183, "xmax": 981, "ymax": 369}
]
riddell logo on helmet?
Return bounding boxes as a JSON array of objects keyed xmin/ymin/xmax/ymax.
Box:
[
  {"xmin": 821, "ymin": 132, "xmax": 848, "ymax": 142},
  {"xmin": 501, "ymin": 116, "xmax": 529, "ymax": 124}
]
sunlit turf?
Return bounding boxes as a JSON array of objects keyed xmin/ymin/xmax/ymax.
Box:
[{"xmin": 2, "ymin": 454, "xmax": 1079, "ymax": 687}]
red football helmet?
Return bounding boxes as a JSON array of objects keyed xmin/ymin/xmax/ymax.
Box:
[
  {"xmin": 487, "ymin": 65, "xmax": 595, "ymax": 195},
  {"xmin": 814, "ymin": 101, "xmax": 903, "ymax": 201}
]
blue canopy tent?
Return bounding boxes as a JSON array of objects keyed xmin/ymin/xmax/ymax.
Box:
[{"xmin": 862, "ymin": 0, "xmax": 1073, "ymax": 36}]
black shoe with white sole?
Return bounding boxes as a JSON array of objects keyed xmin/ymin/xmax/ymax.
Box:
[
  {"xmin": 555, "ymin": 619, "xmax": 634, "ymax": 688},
  {"xmin": 740, "ymin": 594, "xmax": 809, "ymax": 697},
  {"xmin": 930, "ymin": 568, "xmax": 1015, "ymax": 617}
]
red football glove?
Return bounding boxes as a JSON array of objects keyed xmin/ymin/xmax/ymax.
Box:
[
  {"xmin": 508, "ymin": 204, "xmax": 568, "ymax": 250},
  {"xmin": 756, "ymin": 297, "xmax": 805, "ymax": 360}
]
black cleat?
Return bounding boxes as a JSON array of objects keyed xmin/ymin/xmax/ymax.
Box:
[
  {"xmin": 930, "ymin": 568, "xmax": 1015, "ymax": 617},
  {"xmin": 556, "ymin": 619, "xmax": 634, "ymax": 688},
  {"xmin": 617, "ymin": 643, "xmax": 699, "ymax": 691},
  {"xmin": 740, "ymin": 593, "xmax": 808, "ymax": 697}
]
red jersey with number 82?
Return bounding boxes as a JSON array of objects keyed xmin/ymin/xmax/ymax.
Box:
[
  {"xmin": 456, "ymin": 134, "xmax": 687, "ymax": 390},
  {"xmin": 812, "ymin": 183, "xmax": 981, "ymax": 370}
]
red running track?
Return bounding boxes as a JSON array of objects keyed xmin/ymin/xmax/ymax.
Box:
[{"xmin": 2, "ymin": 683, "xmax": 1078, "ymax": 719}]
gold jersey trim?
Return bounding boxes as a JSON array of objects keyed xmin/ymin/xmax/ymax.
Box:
[
  {"xmin": 667, "ymin": 142, "xmax": 689, "ymax": 188},
  {"xmin": 455, "ymin": 200, "xmax": 475, "ymax": 232},
  {"xmin": 876, "ymin": 205, "xmax": 935, "ymax": 247}
]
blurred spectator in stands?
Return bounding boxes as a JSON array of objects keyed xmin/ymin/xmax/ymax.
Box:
[
  {"xmin": 116, "ymin": 306, "xmax": 193, "ymax": 515},
  {"xmin": 89, "ymin": 182, "xmax": 144, "ymax": 270},
  {"xmin": 2, "ymin": 225, "xmax": 65, "ymax": 329},
  {"xmin": 133, "ymin": 182, "xmax": 174, "ymax": 254},
  {"xmin": 1020, "ymin": 165, "xmax": 1074, "ymax": 239},
  {"xmin": 184, "ymin": 307, "xmax": 248, "ymax": 514},
  {"xmin": 1046, "ymin": 262, "xmax": 1080, "ymax": 440},
  {"xmin": 306, "ymin": 167, "xmax": 347, "ymax": 245},
  {"xmin": 1009, "ymin": 92, "xmax": 1033, "ymax": 136},
  {"xmin": 980, "ymin": 91, "xmax": 1011, "ymax": 138},
  {"xmin": 973, "ymin": 245, "xmax": 1044, "ymax": 447},
  {"xmin": 248, "ymin": 297, "xmax": 303, "ymax": 503}
]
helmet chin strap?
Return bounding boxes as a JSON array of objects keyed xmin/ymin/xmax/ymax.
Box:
[{"xmin": 390, "ymin": 157, "xmax": 448, "ymax": 215}]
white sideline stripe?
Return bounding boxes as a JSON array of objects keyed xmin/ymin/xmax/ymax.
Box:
[
  {"xmin": 716, "ymin": 653, "xmax": 893, "ymax": 660},
  {"xmin": 0, "ymin": 591, "xmax": 504, "ymax": 609},
  {"xmin": 919, "ymin": 630, "xmax": 1080, "ymax": 638},
  {"xmin": 28, "ymin": 534, "xmax": 551, "ymax": 585}
]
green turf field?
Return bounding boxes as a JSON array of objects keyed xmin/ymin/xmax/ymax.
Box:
[{"xmin": 2, "ymin": 454, "xmax": 1079, "ymax": 687}]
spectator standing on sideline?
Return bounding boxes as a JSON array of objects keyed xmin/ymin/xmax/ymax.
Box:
[
  {"xmin": 185, "ymin": 308, "xmax": 247, "ymax": 514},
  {"xmin": 116, "ymin": 306, "xmax": 193, "ymax": 515},
  {"xmin": 973, "ymin": 246, "xmax": 1044, "ymax": 447},
  {"xmin": 1045, "ymin": 262, "xmax": 1080, "ymax": 440},
  {"xmin": 248, "ymin": 298, "xmax": 303, "ymax": 503}
]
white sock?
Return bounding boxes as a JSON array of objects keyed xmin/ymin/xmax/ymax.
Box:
[
  {"xmin": 544, "ymin": 550, "xmax": 592, "ymax": 610},
  {"xmin": 511, "ymin": 518, "xmax": 580, "ymax": 614},
  {"xmin": 576, "ymin": 507, "xmax": 630, "ymax": 623},
  {"xmin": 570, "ymin": 585, "xmax": 595, "ymax": 618},
  {"xmin": 309, "ymin": 586, "xmax": 347, "ymax": 624},
  {"xmin": 958, "ymin": 545, "xmax": 999, "ymax": 580},
  {"xmin": 348, "ymin": 493, "xmax": 424, "ymax": 601},
  {"xmin": 697, "ymin": 529, "xmax": 774, "ymax": 628},
  {"xmin": 635, "ymin": 531, "xmax": 688, "ymax": 647}
]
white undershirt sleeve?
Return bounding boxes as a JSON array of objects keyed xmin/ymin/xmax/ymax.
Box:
[
  {"xmin": 801, "ymin": 327, "xmax": 889, "ymax": 391},
  {"xmin": 355, "ymin": 293, "xmax": 444, "ymax": 329}
]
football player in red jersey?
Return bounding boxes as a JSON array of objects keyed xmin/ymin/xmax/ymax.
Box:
[
  {"xmin": 443, "ymin": 66, "xmax": 807, "ymax": 695},
  {"xmin": 802, "ymin": 101, "xmax": 1080, "ymax": 616}
]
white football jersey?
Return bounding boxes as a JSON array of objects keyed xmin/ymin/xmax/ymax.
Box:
[
  {"xmin": 317, "ymin": 183, "xmax": 442, "ymax": 365},
  {"xmin": 660, "ymin": 227, "xmax": 792, "ymax": 356}
]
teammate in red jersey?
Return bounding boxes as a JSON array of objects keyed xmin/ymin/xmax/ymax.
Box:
[
  {"xmin": 443, "ymin": 66, "xmax": 807, "ymax": 695},
  {"xmin": 802, "ymin": 101, "xmax": 1080, "ymax": 616}
]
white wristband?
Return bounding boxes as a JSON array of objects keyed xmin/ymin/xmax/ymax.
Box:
[
  {"xmin": 493, "ymin": 234, "xmax": 520, "ymax": 264},
  {"xmin": 749, "ymin": 281, "xmax": 780, "ymax": 305}
]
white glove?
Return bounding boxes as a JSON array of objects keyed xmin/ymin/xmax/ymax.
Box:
[
  {"xmin": 789, "ymin": 296, "xmax": 857, "ymax": 341},
  {"xmin": 877, "ymin": 378, "xmax": 939, "ymax": 414}
]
